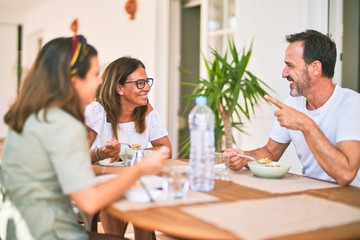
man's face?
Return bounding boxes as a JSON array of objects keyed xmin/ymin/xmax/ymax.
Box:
[{"xmin": 282, "ymin": 41, "xmax": 313, "ymax": 97}]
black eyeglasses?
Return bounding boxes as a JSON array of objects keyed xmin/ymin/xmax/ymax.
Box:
[{"xmin": 123, "ymin": 78, "xmax": 154, "ymax": 89}]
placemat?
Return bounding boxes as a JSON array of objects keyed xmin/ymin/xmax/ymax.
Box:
[
  {"xmin": 182, "ymin": 194, "xmax": 360, "ymax": 240},
  {"xmin": 112, "ymin": 190, "xmax": 218, "ymax": 211},
  {"xmin": 229, "ymin": 169, "xmax": 338, "ymax": 194}
]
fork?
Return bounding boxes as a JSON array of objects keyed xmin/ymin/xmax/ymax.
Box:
[
  {"xmin": 139, "ymin": 179, "xmax": 155, "ymax": 203},
  {"xmin": 236, "ymin": 154, "xmax": 257, "ymax": 162},
  {"xmin": 120, "ymin": 143, "xmax": 131, "ymax": 148},
  {"xmin": 236, "ymin": 154, "xmax": 273, "ymax": 164}
]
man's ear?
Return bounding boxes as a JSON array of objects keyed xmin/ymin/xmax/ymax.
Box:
[{"xmin": 311, "ymin": 60, "xmax": 322, "ymax": 77}]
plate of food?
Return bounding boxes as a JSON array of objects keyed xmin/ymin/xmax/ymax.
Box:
[
  {"xmin": 256, "ymin": 157, "xmax": 273, "ymax": 164},
  {"xmin": 248, "ymin": 161, "xmax": 290, "ymax": 179},
  {"xmin": 98, "ymin": 158, "xmax": 126, "ymax": 167}
]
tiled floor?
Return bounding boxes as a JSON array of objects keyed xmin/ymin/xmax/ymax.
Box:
[{"xmin": 98, "ymin": 222, "xmax": 176, "ymax": 240}]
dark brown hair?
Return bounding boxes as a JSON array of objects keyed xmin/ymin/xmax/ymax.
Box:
[
  {"xmin": 96, "ymin": 56, "xmax": 148, "ymax": 140},
  {"xmin": 286, "ymin": 29, "xmax": 336, "ymax": 78}
]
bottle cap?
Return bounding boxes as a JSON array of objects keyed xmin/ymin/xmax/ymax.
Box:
[{"xmin": 195, "ymin": 96, "xmax": 207, "ymax": 106}]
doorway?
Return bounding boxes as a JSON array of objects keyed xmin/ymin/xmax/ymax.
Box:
[
  {"xmin": 177, "ymin": 3, "xmax": 201, "ymax": 158},
  {"xmin": 342, "ymin": 0, "xmax": 360, "ymax": 92}
]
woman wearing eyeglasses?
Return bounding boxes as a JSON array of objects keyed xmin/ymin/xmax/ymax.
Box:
[{"xmin": 84, "ymin": 56, "xmax": 172, "ymax": 239}]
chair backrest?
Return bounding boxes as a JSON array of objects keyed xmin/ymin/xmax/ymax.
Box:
[{"xmin": 0, "ymin": 198, "xmax": 34, "ymax": 240}]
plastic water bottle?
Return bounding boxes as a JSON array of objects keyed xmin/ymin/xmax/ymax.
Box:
[{"xmin": 188, "ymin": 96, "xmax": 215, "ymax": 191}]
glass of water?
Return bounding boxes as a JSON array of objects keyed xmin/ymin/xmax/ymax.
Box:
[
  {"xmin": 162, "ymin": 166, "xmax": 190, "ymax": 200},
  {"xmin": 214, "ymin": 152, "xmax": 230, "ymax": 180}
]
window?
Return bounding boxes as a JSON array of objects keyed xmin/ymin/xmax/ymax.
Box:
[{"xmin": 206, "ymin": 0, "xmax": 236, "ymax": 57}]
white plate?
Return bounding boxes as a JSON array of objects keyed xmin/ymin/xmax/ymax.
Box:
[
  {"xmin": 140, "ymin": 175, "xmax": 165, "ymax": 189},
  {"xmin": 125, "ymin": 189, "xmax": 167, "ymax": 203},
  {"xmin": 98, "ymin": 158, "xmax": 126, "ymax": 167}
]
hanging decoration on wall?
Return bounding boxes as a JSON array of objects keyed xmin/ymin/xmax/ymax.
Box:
[
  {"xmin": 125, "ymin": 0, "xmax": 137, "ymax": 20},
  {"xmin": 70, "ymin": 19, "xmax": 78, "ymax": 35}
]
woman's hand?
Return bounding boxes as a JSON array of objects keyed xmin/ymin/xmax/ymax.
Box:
[{"xmin": 98, "ymin": 139, "xmax": 120, "ymax": 162}]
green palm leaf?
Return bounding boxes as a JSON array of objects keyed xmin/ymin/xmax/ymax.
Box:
[{"xmin": 180, "ymin": 38, "xmax": 273, "ymax": 154}]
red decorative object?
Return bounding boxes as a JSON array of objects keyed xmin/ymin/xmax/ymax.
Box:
[
  {"xmin": 125, "ymin": 0, "xmax": 137, "ymax": 20},
  {"xmin": 70, "ymin": 19, "xmax": 78, "ymax": 36}
]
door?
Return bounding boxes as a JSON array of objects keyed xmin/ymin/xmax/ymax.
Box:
[{"xmin": 177, "ymin": 2, "xmax": 201, "ymax": 158}]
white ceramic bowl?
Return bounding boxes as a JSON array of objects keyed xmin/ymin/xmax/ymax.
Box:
[
  {"xmin": 123, "ymin": 149, "xmax": 154, "ymax": 166},
  {"xmin": 248, "ymin": 161, "xmax": 290, "ymax": 179},
  {"xmin": 124, "ymin": 149, "xmax": 153, "ymax": 159}
]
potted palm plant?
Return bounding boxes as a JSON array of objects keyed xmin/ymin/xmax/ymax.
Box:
[{"xmin": 179, "ymin": 38, "xmax": 272, "ymax": 156}]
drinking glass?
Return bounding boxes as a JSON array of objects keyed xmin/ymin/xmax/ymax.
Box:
[
  {"xmin": 162, "ymin": 167, "xmax": 190, "ymax": 200},
  {"xmin": 125, "ymin": 148, "xmax": 144, "ymax": 167},
  {"xmin": 214, "ymin": 152, "xmax": 230, "ymax": 180}
]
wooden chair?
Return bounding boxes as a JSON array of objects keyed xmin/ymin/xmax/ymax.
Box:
[
  {"xmin": 89, "ymin": 231, "xmax": 130, "ymax": 240},
  {"xmin": 78, "ymin": 210, "xmax": 100, "ymax": 232},
  {"xmin": 79, "ymin": 210, "xmax": 158, "ymax": 239}
]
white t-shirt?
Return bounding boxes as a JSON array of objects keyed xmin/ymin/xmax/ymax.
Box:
[
  {"xmin": 85, "ymin": 101, "xmax": 168, "ymax": 149},
  {"xmin": 270, "ymin": 85, "xmax": 360, "ymax": 187}
]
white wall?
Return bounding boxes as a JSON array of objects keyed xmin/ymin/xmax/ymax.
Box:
[
  {"xmin": 0, "ymin": 0, "xmax": 171, "ymax": 147},
  {"xmin": 0, "ymin": 23, "xmax": 18, "ymax": 138},
  {"xmin": 0, "ymin": 0, "xmax": 343, "ymax": 168},
  {"xmin": 0, "ymin": 9, "xmax": 26, "ymax": 24},
  {"xmin": 22, "ymin": 0, "xmax": 169, "ymax": 113},
  {"xmin": 233, "ymin": 0, "xmax": 333, "ymax": 174}
]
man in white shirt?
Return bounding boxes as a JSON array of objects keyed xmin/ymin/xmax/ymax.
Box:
[{"xmin": 225, "ymin": 29, "xmax": 360, "ymax": 187}]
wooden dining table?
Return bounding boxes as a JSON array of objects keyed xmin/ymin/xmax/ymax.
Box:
[{"xmin": 105, "ymin": 160, "xmax": 360, "ymax": 240}]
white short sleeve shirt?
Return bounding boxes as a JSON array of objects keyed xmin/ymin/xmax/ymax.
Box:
[
  {"xmin": 269, "ymin": 85, "xmax": 360, "ymax": 187},
  {"xmin": 85, "ymin": 101, "xmax": 168, "ymax": 149}
]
